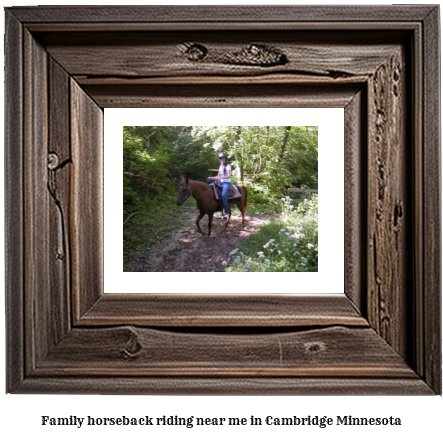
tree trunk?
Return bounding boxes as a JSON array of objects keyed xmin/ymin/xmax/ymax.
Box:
[
  {"xmin": 278, "ymin": 126, "xmax": 291, "ymax": 160},
  {"xmin": 256, "ymin": 126, "xmax": 269, "ymax": 175},
  {"xmin": 233, "ymin": 126, "xmax": 244, "ymax": 182}
]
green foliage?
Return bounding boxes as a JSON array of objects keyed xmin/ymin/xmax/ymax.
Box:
[
  {"xmin": 123, "ymin": 126, "xmax": 218, "ymax": 213},
  {"xmin": 191, "ymin": 125, "xmax": 318, "ymax": 203},
  {"xmin": 123, "ymin": 190, "xmax": 195, "ymax": 266},
  {"xmin": 124, "ymin": 125, "xmax": 317, "ymax": 213},
  {"xmin": 225, "ymin": 195, "xmax": 318, "ymax": 272},
  {"xmin": 123, "ymin": 125, "xmax": 318, "ymax": 263}
]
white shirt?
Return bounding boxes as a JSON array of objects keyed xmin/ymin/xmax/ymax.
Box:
[{"xmin": 219, "ymin": 164, "xmax": 232, "ymax": 183}]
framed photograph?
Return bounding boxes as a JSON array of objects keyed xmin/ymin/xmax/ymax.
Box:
[
  {"xmin": 5, "ymin": 5, "xmax": 440, "ymax": 394},
  {"xmin": 106, "ymin": 108, "xmax": 343, "ymax": 294}
]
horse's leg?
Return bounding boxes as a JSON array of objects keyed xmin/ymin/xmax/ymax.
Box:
[
  {"xmin": 196, "ymin": 211, "xmax": 206, "ymax": 235},
  {"xmin": 224, "ymin": 209, "xmax": 231, "ymax": 229},
  {"xmin": 238, "ymin": 186, "xmax": 247, "ymax": 226},
  {"xmin": 207, "ymin": 212, "xmax": 214, "ymax": 236},
  {"xmin": 237, "ymin": 202, "xmax": 245, "ymax": 226}
]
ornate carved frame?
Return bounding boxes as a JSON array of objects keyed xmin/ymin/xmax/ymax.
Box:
[{"xmin": 5, "ymin": 6, "xmax": 441, "ymax": 394}]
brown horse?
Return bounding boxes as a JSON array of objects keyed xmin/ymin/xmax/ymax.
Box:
[{"xmin": 176, "ymin": 176, "xmax": 247, "ymax": 236}]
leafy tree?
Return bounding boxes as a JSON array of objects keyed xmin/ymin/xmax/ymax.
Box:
[{"xmin": 123, "ymin": 125, "xmax": 318, "ymax": 214}]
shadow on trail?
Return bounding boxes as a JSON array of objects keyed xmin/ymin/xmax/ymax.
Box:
[{"xmin": 124, "ymin": 212, "xmax": 278, "ymax": 272}]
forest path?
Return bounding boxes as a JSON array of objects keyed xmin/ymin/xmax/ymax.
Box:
[{"xmin": 125, "ymin": 209, "xmax": 278, "ymax": 272}]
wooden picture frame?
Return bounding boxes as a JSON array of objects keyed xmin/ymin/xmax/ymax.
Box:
[{"xmin": 5, "ymin": 5, "xmax": 441, "ymax": 394}]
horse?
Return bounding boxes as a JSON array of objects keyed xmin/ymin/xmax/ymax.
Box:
[{"xmin": 176, "ymin": 176, "xmax": 248, "ymax": 236}]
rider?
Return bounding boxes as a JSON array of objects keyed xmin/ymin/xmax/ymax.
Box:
[{"xmin": 208, "ymin": 152, "xmax": 232, "ymax": 217}]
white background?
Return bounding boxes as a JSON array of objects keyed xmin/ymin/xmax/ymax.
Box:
[
  {"xmin": 1, "ymin": 1, "xmax": 442, "ymax": 437},
  {"xmin": 105, "ymin": 108, "xmax": 344, "ymax": 293}
]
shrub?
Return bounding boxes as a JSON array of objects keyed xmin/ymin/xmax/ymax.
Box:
[{"xmin": 225, "ymin": 195, "xmax": 318, "ymax": 272}]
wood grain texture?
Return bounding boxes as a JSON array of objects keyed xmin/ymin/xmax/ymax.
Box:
[
  {"xmin": 4, "ymin": 10, "xmax": 24, "ymax": 393},
  {"xmin": 70, "ymin": 81, "xmax": 104, "ymax": 320},
  {"xmin": 422, "ymin": 6, "xmax": 442, "ymax": 394},
  {"xmin": 37, "ymin": 326, "xmax": 415, "ymax": 378},
  {"xmin": 367, "ymin": 51, "xmax": 409, "ymax": 354},
  {"xmin": 8, "ymin": 5, "xmax": 437, "ymax": 23},
  {"xmin": 344, "ymin": 90, "xmax": 366, "ymax": 313},
  {"xmin": 79, "ymin": 294, "xmax": 367, "ymax": 327},
  {"xmin": 41, "ymin": 32, "xmax": 400, "ymax": 79},
  {"xmin": 83, "ymin": 83, "xmax": 362, "ymax": 108},
  {"xmin": 23, "ymin": 29, "xmax": 50, "ymax": 372},
  {"xmin": 411, "ymin": 18, "xmax": 425, "ymax": 382},
  {"xmin": 48, "ymin": 57, "xmax": 72, "ymax": 345},
  {"xmin": 12, "ymin": 377, "xmax": 434, "ymax": 396},
  {"xmin": 4, "ymin": 5, "xmax": 441, "ymax": 395}
]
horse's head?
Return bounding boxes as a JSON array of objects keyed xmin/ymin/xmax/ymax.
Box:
[{"xmin": 176, "ymin": 177, "xmax": 191, "ymax": 206}]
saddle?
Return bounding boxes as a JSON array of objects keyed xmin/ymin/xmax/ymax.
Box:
[{"xmin": 210, "ymin": 183, "xmax": 242, "ymax": 203}]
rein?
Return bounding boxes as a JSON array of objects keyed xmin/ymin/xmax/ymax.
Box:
[{"xmin": 186, "ymin": 182, "xmax": 212, "ymax": 200}]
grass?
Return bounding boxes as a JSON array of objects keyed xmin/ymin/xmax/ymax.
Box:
[
  {"xmin": 123, "ymin": 191, "xmax": 195, "ymax": 266},
  {"xmin": 225, "ymin": 196, "xmax": 318, "ymax": 272},
  {"xmin": 123, "ymin": 191, "xmax": 318, "ymax": 273},
  {"xmin": 245, "ymin": 193, "xmax": 282, "ymax": 216}
]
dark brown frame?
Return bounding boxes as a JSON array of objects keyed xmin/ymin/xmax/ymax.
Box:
[{"xmin": 5, "ymin": 6, "xmax": 441, "ymax": 394}]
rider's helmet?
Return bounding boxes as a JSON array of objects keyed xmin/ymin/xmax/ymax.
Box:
[{"xmin": 218, "ymin": 152, "xmax": 228, "ymax": 160}]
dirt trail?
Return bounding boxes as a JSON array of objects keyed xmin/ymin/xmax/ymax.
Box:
[{"xmin": 125, "ymin": 210, "xmax": 278, "ymax": 272}]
